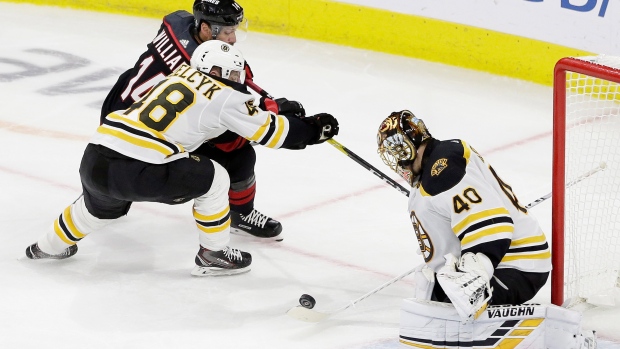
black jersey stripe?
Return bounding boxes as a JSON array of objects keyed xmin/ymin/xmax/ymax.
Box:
[
  {"xmin": 102, "ymin": 118, "xmax": 183, "ymax": 154},
  {"xmin": 506, "ymin": 242, "xmax": 550, "ymax": 254},
  {"xmin": 457, "ymin": 216, "xmax": 514, "ymax": 240},
  {"xmin": 258, "ymin": 114, "xmax": 277, "ymax": 146},
  {"xmin": 195, "ymin": 212, "xmax": 231, "ymax": 228},
  {"xmin": 57, "ymin": 215, "xmax": 83, "ymax": 243}
]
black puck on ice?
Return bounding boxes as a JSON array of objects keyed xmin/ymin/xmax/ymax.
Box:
[{"xmin": 299, "ymin": 294, "xmax": 316, "ymax": 309}]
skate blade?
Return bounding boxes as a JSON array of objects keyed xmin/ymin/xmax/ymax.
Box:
[
  {"xmin": 230, "ymin": 228, "xmax": 283, "ymax": 242},
  {"xmin": 190, "ymin": 265, "xmax": 251, "ymax": 277}
]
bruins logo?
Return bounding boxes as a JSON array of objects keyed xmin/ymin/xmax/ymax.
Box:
[
  {"xmin": 191, "ymin": 155, "xmax": 200, "ymax": 162},
  {"xmin": 221, "ymin": 44, "xmax": 230, "ymax": 52},
  {"xmin": 431, "ymin": 158, "xmax": 448, "ymax": 176},
  {"xmin": 245, "ymin": 100, "xmax": 259, "ymax": 115},
  {"xmin": 410, "ymin": 211, "xmax": 433, "ymax": 262},
  {"xmin": 379, "ymin": 115, "xmax": 399, "ymax": 132}
]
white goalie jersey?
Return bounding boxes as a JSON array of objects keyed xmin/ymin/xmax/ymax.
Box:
[
  {"xmin": 91, "ymin": 63, "xmax": 297, "ymax": 164},
  {"xmin": 408, "ymin": 139, "xmax": 552, "ymax": 274}
]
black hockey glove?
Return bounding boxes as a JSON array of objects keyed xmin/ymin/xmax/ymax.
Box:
[
  {"xmin": 259, "ymin": 97, "xmax": 306, "ymax": 118},
  {"xmin": 303, "ymin": 113, "xmax": 339, "ymax": 145}
]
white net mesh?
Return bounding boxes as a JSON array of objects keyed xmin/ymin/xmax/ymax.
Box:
[{"xmin": 562, "ymin": 56, "xmax": 620, "ymax": 304}]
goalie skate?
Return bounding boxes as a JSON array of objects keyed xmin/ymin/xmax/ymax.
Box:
[
  {"xmin": 191, "ymin": 246, "xmax": 252, "ymax": 276},
  {"xmin": 25, "ymin": 242, "xmax": 77, "ymax": 260},
  {"xmin": 230, "ymin": 208, "xmax": 283, "ymax": 241}
]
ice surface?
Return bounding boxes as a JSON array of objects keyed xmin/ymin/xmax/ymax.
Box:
[{"xmin": 0, "ymin": 3, "xmax": 618, "ymax": 348}]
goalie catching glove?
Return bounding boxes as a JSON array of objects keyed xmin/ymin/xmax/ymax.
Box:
[
  {"xmin": 436, "ymin": 252, "xmax": 493, "ymax": 320},
  {"xmin": 260, "ymin": 97, "xmax": 306, "ymax": 119},
  {"xmin": 303, "ymin": 113, "xmax": 339, "ymax": 145}
]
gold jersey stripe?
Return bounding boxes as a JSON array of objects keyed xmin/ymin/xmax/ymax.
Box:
[
  {"xmin": 266, "ymin": 115, "xmax": 286, "ymax": 148},
  {"xmin": 107, "ymin": 113, "xmax": 168, "ymax": 141},
  {"xmin": 193, "ymin": 206, "xmax": 230, "ymax": 222},
  {"xmin": 97, "ymin": 125, "xmax": 175, "ymax": 156},
  {"xmin": 62, "ymin": 205, "xmax": 86, "ymax": 239},
  {"xmin": 510, "ymin": 233, "xmax": 547, "ymax": 247},
  {"xmin": 461, "ymin": 225, "xmax": 514, "ymax": 245},
  {"xmin": 419, "ymin": 184, "xmax": 430, "ymax": 197},
  {"xmin": 453, "ymin": 207, "xmax": 511, "ymax": 234},
  {"xmin": 197, "ymin": 219, "xmax": 231, "ymax": 234},
  {"xmin": 461, "ymin": 140, "xmax": 471, "ymax": 165},
  {"xmin": 248, "ymin": 114, "xmax": 272, "ymax": 142},
  {"xmin": 501, "ymin": 251, "xmax": 551, "ymax": 262},
  {"xmin": 53, "ymin": 219, "xmax": 74, "ymax": 245}
]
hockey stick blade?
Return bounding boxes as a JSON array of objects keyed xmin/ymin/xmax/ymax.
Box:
[{"xmin": 287, "ymin": 267, "xmax": 417, "ymax": 322}]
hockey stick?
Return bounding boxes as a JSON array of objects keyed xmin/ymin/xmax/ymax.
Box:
[
  {"xmin": 245, "ymin": 79, "xmax": 411, "ymax": 197},
  {"xmin": 245, "ymin": 78, "xmax": 274, "ymax": 99},
  {"xmin": 326, "ymin": 139, "xmax": 410, "ymax": 196},
  {"xmin": 524, "ymin": 161, "xmax": 607, "ymax": 209},
  {"xmin": 286, "ymin": 266, "xmax": 418, "ymax": 322}
]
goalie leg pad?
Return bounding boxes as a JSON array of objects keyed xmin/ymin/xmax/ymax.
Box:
[{"xmin": 399, "ymin": 299, "xmax": 596, "ymax": 349}]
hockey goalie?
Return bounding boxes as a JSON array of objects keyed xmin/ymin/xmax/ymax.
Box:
[{"xmin": 375, "ymin": 110, "xmax": 596, "ymax": 348}]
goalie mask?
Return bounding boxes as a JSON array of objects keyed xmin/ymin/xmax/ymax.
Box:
[
  {"xmin": 377, "ymin": 110, "xmax": 432, "ymax": 186},
  {"xmin": 190, "ymin": 40, "xmax": 246, "ymax": 83}
]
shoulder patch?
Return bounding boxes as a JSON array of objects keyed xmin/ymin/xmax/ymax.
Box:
[
  {"xmin": 420, "ymin": 140, "xmax": 467, "ymax": 196},
  {"xmin": 431, "ymin": 158, "xmax": 448, "ymax": 177}
]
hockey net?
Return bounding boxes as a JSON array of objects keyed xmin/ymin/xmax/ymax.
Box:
[{"xmin": 552, "ymin": 56, "xmax": 620, "ymax": 307}]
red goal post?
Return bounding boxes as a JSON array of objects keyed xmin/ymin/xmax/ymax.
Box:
[{"xmin": 552, "ymin": 56, "xmax": 620, "ymax": 306}]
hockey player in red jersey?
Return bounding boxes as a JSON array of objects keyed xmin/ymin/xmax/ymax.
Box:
[
  {"xmin": 25, "ymin": 40, "xmax": 339, "ymax": 277},
  {"xmin": 101, "ymin": 0, "xmax": 305, "ymax": 241},
  {"xmin": 376, "ymin": 110, "xmax": 551, "ymax": 319}
]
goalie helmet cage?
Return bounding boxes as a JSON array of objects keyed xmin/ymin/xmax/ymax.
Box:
[{"xmin": 552, "ymin": 56, "xmax": 620, "ymax": 306}]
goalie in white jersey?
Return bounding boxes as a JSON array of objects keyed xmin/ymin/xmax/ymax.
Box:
[
  {"xmin": 24, "ymin": 40, "xmax": 339, "ymax": 276},
  {"xmin": 377, "ymin": 110, "xmax": 551, "ymax": 319}
]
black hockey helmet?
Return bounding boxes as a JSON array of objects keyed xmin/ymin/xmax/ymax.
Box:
[{"xmin": 193, "ymin": 0, "xmax": 244, "ymax": 28}]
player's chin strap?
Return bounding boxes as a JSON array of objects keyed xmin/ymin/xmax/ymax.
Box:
[{"xmin": 244, "ymin": 79, "xmax": 411, "ymax": 197}]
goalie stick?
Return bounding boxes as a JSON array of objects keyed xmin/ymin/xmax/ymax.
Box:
[
  {"xmin": 286, "ymin": 266, "xmax": 418, "ymax": 322},
  {"xmin": 285, "ymin": 162, "xmax": 610, "ymax": 322},
  {"xmin": 244, "ymin": 79, "xmax": 410, "ymax": 196},
  {"xmin": 525, "ymin": 161, "xmax": 606, "ymax": 209},
  {"xmin": 326, "ymin": 138, "xmax": 410, "ymax": 196},
  {"xmin": 245, "ymin": 80, "xmax": 609, "ymax": 321},
  {"xmin": 246, "ymin": 80, "xmax": 609, "ymax": 205}
]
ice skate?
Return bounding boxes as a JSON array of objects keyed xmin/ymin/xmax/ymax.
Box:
[
  {"xmin": 25, "ymin": 242, "xmax": 77, "ymax": 260},
  {"xmin": 230, "ymin": 208, "xmax": 283, "ymax": 241},
  {"xmin": 191, "ymin": 246, "xmax": 252, "ymax": 276}
]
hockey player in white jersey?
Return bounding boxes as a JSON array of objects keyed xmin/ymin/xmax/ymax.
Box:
[
  {"xmin": 24, "ymin": 40, "xmax": 339, "ymax": 277},
  {"xmin": 377, "ymin": 110, "xmax": 551, "ymax": 314},
  {"xmin": 377, "ymin": 111, "xmax": 596, "ymax": 348}
]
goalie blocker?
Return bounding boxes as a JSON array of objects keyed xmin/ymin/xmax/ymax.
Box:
[{"xmin": 400, "ymin": 299, "xmax": 596, "ymax": 349}]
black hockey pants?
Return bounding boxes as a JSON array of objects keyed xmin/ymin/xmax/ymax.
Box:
[{"xmin": 79, "ymin": 144, "xmax": 216, "ymax": 219}]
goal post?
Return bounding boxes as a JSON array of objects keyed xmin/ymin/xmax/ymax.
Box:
[{"xmin": 552, "ymin": 56, "xmax": 620, "ymax": 306}]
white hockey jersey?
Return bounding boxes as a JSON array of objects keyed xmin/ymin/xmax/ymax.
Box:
[
  {"xmin": 408, "ymin": 139, "xmax": 551, "ymax": 274},
  {"xmin": 91, "ymin": 63, "xmax": 298, "ymax": 164}
]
